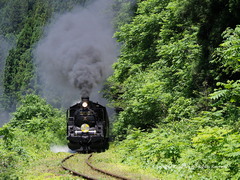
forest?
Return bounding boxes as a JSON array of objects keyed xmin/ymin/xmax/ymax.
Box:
[{"xmin": 0, "ymin": 0, "xmax": 240, "ymax": 179}]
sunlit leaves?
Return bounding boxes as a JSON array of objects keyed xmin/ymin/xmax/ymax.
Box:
[
  {"xmin": 210, "ymin": 80, "xmax": 240, "ymax": 102},
  {"xmin": 0, "ymin": 94, "xmax": 66, "ymax": 178},
  {"xmin": 108, "ymin": 0, "xmax": 240, "ymax": 178},
  {"xmin": 186, "ymin": 126, "xmax": 240, "ymax": 175},
  {"xmin": 110, "ymin": 0, "xmax": 202, "ymax": 136},
  {"xmin": 112, "ymin": 69, "xmax": 172, "ymax": 136},
  {"xmin": 156, "ymin": 27, "xmax": 201, "ymax": 94},
  {"xmin": 117, "ymin": 128, "xmax": 188, "ymax": 166},
  {"xmin": 213, "ymin": 25, "xmax": 240, "ymax": 75}
]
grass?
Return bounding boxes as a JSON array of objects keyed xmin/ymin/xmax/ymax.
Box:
[
  {"xmin": 19, "ymin": 152, "xmax": 81, "ymax": 180},
  {"xmin": 17, "ymin": 144, "xmax": 161, "ymax": 180},
  {"xmin": 92, "ymin": 145, "xmax": 161, "ymax": 180}
]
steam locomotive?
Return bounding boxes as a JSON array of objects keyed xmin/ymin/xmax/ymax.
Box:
[{"xmin": 67, "ymin": 97, "xmax": 109, "ymax": 152}]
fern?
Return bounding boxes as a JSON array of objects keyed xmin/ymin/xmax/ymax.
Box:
[{"xmin": 210, "ymin": 89, "xmax": 228, "ymax": 100}]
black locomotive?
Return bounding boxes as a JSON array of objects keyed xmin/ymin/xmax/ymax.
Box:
[{"xmin": 67, "ymin": 97, "xmax": 109, "ymax": 152}]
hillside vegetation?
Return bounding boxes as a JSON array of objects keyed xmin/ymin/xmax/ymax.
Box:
[
  {"xmin": 0, "ymin": 0, "xmax": 240, "ymax": 179},
  {"xmin": 0, "ymin": 0, "xmax": 89, "ymax": 112},
  {"xmin": 0, "ymin": 94, "xmax": 66, "ymax": 178},
  {"xmin": 105, "ymin": 0, "xmax": 240, "ymax": 178}
]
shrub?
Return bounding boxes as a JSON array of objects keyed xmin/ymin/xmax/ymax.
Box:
[
  {"xmin": 0, "ymin": 94, "xmax": 66, "ymax": 178},
  {"xmin": 11, "ymin": 94, "xmax": 58, "ymax": 127},
  {"xmin": 181, "ymin": 126, "xmax": 240, "ymax": 178}
]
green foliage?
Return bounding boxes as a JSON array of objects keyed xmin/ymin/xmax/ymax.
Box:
[
  {"xmin": 0, "ymin": 0, "xmax": 28, "ymax": 34},
  {"xmin": 12, "ymin": 94, "xmax": 56, "ymax": 121},
  {"xmin": 111, "ymin": 68, "xmax": 173, "ymax": 137},
  {"xmin": 9, "ymin": 94, "xmax": 65, "ymax": 142},
  {"xmin": 109, "ymin": 0, "xmax": 201, "ymax": 136},
  {"xmin": 165, "ymin": 97, "xmax": 197, "ymax": 122},
  {"xmin": 181, "ymin": 126, "xmax": 240, "ymax": 178},
  {"xmin": 112, "ymin": 0, "xmax": 136, "ymax": 30},
  {"xmin": 112, "ymin": 0, "xmax": 172, "ymax": 84},
  {"xmin": 107, "ymin": 0, "xmax": 240, "ymax": 132},
  {"xmin": 210, "ymin": 26, "xmax": 240, "ymax": 124},
  {"xmin": 107, "ymin": 1, "xmax": 240, "ymax": 178},
  {"xmin": 213, "ymin": 25, "xmax": 240, "ymax": 78},
  {"xmin": 155, "ymin": 27, "xmax": 201, "ymax": 94},
  {"xmin": 2, "ymin": 5, "xmax": 47, "ymax": 111},
  {"xmin": 0, "ymin": 94, "xmax": 66, "ymax": 143},
  {"xmin": 115, "ymin": 122, "xmax": 240, "ymax": 179},
  {"xmin": 0, "ymin": 94, "xmax": 66, "ymax": 179},
  {"xmin": 211, "ymin": 80, "xmax": 240, "ymax": 104},
  {"xmin": 208, "ymin": 80, "xmax": 240, "ymax": 127},
  {"xmin": 0, "ymin": 143, "xmax": 19, "ymax": 179},
  {"xmin": 116, "ymin": 128, "xmax": 188, "ymax": 167},
  {"xmin": 1, "ymin": 0, "xmax": 89, "ymax": 112}
]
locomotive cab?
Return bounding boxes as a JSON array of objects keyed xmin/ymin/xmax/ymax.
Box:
[{"xmin": 67, "ymin": 97, "xmax": 109, "ymax": 152}]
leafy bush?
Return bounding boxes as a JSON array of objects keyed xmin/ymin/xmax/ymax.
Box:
[
  {"xmin": 180, "ymin": 126, "xmax": 240, "ymax": 178},
  {"xmin": 210, "ymin": 80, "xmax": 240, "ymax": 125},
  {"xmin": 165, "ymin": 96, "xmax": 197, "ymax": 122},
  {"xmin": 116, "ymin": 127, "xmax": 190, "ymax": 170},
  {"xmin": 213, "ymin": 25, "xmax": 240, "ymax": 75},
  {"xmin": 6, "ymin": 94, "xmax": 66, "ymax": 143},
  {"xmin": 0, "ymin": 142, "xmax": 19, "ymax": 179},
  {"xmin": 114, "ymin": 122, "xmax": 240, "ymax": 179},
  {"xmin": 0, "ymin": 94, "xmax": 66, "ymax": 179},
  {"xmin": 11, "ymin": 94, "xmax": 58, "ymax": 125},
  {"xmin": 111, "ymin": 69, "xmax": 173, "ymax": 137}
]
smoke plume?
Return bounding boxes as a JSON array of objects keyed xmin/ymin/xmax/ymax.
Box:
[{"xmin": 35, "ymin": 0, "xmax": 117, "ymax": 106}]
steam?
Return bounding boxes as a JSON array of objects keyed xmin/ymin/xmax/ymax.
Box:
[
  {"xmin": 50, "ymin": 145, "xmax": 73, "ymax": 153},
  {"xmin": 35, "ymin": 0, "xmax": 117, "ymax": 105}
]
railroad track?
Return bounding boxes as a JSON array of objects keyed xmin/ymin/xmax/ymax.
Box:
[{"xmin": 61, "ymin": 153, "xmax": 132, "ymax": 180}]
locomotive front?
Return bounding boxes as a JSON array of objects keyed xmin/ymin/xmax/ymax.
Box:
[{"xmin": 67, "ymin": 97, "xmax": 109, "ymax": 152}]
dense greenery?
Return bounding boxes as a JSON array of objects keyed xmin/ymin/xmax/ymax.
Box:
[
  {"xmin": 0, "ymin": 0, "xmax": 88, "ymax": 178},
  {"xmin": 0, "ymin": 0, "xmax": 239, "ymax": 179},
  {"xmin": 104, "ymin": 0, "xmax": 240, "ymax": 178},
  {"xmin": 0, "ymin": 94, "xmax": 65, "ymax": 179}
]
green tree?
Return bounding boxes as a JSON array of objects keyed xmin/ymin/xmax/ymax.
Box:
[
  {"xmin": 106, "ymin": 0, "xmax": 240, "ymax": 138},
  {"xmin": 0, "ymin": 94, "xmax": 65, "ymax": 179},
  {"xmin": 1, "ymin": 0, "xmax": 91, "ymax": 112},
  {"xmin": 0, "ymin": 0, "xmax": 29, "ymax": 34},
  {"xmin": 3, "ymin": 18, "xmax": 36, "ymax": 111}
]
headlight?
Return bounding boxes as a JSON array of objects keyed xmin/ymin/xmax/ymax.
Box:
[
  {"xmin": 81, "ymin": 123, "xmax": 90, "ymax": 133},
  {"xmin": 82, "ymin": 102, "xmax": 88, "ymax": 108}
]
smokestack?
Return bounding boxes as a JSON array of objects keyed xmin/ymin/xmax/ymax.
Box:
[{"xmin": 81, "ymin": 96, "xmax": 89, "ymax": 102}]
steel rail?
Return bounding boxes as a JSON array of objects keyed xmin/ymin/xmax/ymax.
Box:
[
  {"xmin": 61, "ymin": 154, "xmax": 98, "ymax": 180},
  {"xmin": 62, "ymin": 153, "xmax": 132, "ymax": 180},
  {"xmin": 86, "ymin": 153, "xmax": 132, "ymax": 180}
]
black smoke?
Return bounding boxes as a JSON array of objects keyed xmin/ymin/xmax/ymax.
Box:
[{"xmin": 34, "ymin": 0, "xmax": 117, "ymax": 106}]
